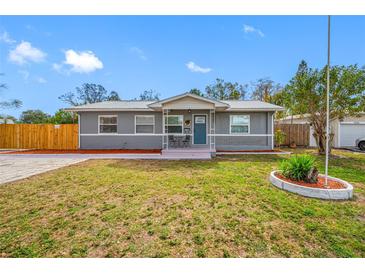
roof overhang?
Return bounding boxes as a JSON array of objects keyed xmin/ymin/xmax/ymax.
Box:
[
  {"xmin": 64, "ymin": 108, "xmax": 153, "ymax": 112},
  {"xmin": 223, "ymin": 108, "xmax": 285, "ymax": 112},
  {"xmin": 148, "ymin": 92, "xmax": 229, "ymax": 110}
]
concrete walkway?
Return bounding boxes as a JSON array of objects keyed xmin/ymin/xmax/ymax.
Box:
[
  {"xmin": 0, "ymin": 152, "xmax": 211, "ymax": 160},
  {"xmin": 0, "ymin": 157, "xmax": 86, "ymax": 185}
]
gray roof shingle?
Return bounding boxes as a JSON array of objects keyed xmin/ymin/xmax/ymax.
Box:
[
  {"xmin": 65, "ymin": 100, "xmax": 156, "ymax": 111},
  {"xmin": 65, "ymin": 98, "xmax": 283, "ymax": 111},
  {"xmin": 222, "ymin": 100, "xmax": 284, "ymax": 110}
]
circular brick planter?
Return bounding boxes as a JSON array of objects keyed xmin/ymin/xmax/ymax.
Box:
[{"xmin": 269, "ymin": 171, "xmax": 353, "ymax": 200}]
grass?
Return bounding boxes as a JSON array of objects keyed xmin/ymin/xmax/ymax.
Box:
[{"xmin": 0, "ymin": 149, "xmax": 364, "ymax": 258}]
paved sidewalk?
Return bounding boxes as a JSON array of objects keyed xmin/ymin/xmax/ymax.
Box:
[
  {"xmin": 0, "ymin": 157, "xmax": 86, "ymax": 185},
  {"xmin": 0, "ymin": 153, "xmax": 211, "ymax": 160}
]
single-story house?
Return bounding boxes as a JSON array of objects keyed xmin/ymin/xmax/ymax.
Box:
[
  {"xmin": 66, "ymin": 93, "xmax": 283, "ymax": 154},
  {"xmin": 278, "ymin": 113, "xmax": 365, "ymax": 148}
]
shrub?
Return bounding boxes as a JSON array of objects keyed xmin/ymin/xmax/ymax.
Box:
[
  {"xmin": 280, "ymin": 154, "xmax": 316, "ymax": 182},
  {"xmin": 274, "ymin": 129, "xmax": 286, "ymax": 148}
]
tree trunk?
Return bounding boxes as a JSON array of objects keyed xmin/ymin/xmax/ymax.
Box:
[
  {"xmin": 290, "ymin": 112, "xmax": 293, "ymax": 145},
  {"xmin": 312, "ymin": 118, "xmax": 332, "ymax": 155},
  {"xmin": 313, "ymin": 130, "xmax": 325, "ymax": 154}
]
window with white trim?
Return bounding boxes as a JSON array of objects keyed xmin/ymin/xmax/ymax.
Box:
[
  {"xmin": 135, "ymin": 115, "xmax": 155, "ymax": 134},
  {"xmin": 165, "ymin": 115, "xmax": 183, "ymax": 134},
  {"xmin": 230, "ymin": 115, "xmax": 250, "ymax": 134},
  {"xmin": 99, "ymin": 115, "xmax": 118, "ymax": 133}
]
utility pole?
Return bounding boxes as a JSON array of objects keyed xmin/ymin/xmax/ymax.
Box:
[{"xmin": 325, "ymin": 15, "xmax": 331, "ymax": 188}]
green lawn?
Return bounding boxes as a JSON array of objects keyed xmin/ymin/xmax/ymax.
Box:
[{"xmin": 0, "ymin": 149, "xmax": 364, "ymax": 258}]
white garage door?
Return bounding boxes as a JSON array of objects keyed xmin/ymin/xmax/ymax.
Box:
[{"xmin": 339, "ymin": 123, "xmax": 365, "ymax": 147}]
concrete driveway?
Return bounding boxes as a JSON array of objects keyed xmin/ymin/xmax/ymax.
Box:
[{"xmin": 0, "ymin": 157, "xmax": 86, "ymax": 185}]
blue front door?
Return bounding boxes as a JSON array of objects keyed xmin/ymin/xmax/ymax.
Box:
[{"xmin": 194, "ymin": 115, "xmax": 207, "ymax": 144}]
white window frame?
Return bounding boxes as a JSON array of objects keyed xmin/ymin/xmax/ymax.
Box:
[
  {"xmin": 98, "ymin": 115, "xmax": 118, "ymax": 134},
  {"xmin": 165, "ymin": 115, "xmax": 183, "ymax": 134},
  {"xmin": 229, "ymin": 115, "xmax": 250, "ymax": 134},
  {"xmin": 135, "ymin": 115, "xmax": 155, "ymax": 134}
]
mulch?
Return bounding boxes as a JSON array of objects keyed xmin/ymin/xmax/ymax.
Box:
[
  {"xmin": 275, "ymin": 172, "xmax": 346, "ymax": 189},
  {"xmin": 4, "ymin": 149, "xmax": 161, "ymax": 154},
  {"xmin": 217, "ymin": 149, "xmax": 283, "ymax": 153}
]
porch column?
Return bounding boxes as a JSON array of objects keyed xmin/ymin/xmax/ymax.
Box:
[
  {"xmin": 271, "ymin": 112, "xmax": 274, "ymax": 150},
  {"xmin": 162, "ymin": 108, "xmax": 165, "ymax": 149},
  {"xmin": 209, "ymin": 108, "xmax": 216, "ymax": 151},
  {"xmin": 162, "ymin": 108, "xmax": 169, "ymax": 150}
]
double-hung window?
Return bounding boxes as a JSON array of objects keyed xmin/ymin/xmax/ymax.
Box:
[
  {"xmin": 165, "ymin": 115, "xmax": 183, "ymax": 134},
  {"xmin": 230, "ymin": 115, "xmax": 250, "ymax": 134},
  {"xmin": 135, "ymin": 115, "xmax": 155, "ymax": 134},
  {"xmin": 99, "ymin": 115, "xmax": 118, "ymax": 134}
]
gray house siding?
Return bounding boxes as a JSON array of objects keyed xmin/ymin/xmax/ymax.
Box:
[
  {"xmin": 215, "ymin": 111, "xmax": 273, "ymax": 150},
  {"xmin": 80, "ymin": 111, "xmax": 163, "ymax": 149},
  {"xmin": 80, "ymin": 111, "xmax": 162, "ymax": 134},
  {"xmin": 81, "ymin": 135, "xmax": 162, "ymax": 149},
  {"xmin": 78, "ymin": 110, "xmax": 273, "ymax": 150}
]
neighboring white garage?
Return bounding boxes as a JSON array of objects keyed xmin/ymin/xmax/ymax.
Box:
[
  {"xmin": 339, "ymin": 123, "xmax": 365, "ymax": 147},
  {"xmin": 278, "ymin": 113, "xmax": 365, "ymax": 148}
]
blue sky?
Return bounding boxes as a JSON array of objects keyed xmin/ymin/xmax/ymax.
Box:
[{"xmin": 1, "ymin": 16, "xmax": 365, "ymax": 118}]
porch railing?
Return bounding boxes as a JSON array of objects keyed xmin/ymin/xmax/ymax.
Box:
[{"xmin": 166, "ymin": 134, "xmax": 192, "ymax": 148}]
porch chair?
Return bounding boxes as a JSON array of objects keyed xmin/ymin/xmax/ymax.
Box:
[
  {"xmin": 168, "ymin": 135, "xmax": 178, "ymax": 148},
  {"xmin": 182, "ymin": 135, "xmax": 191, "ymax": 148}
]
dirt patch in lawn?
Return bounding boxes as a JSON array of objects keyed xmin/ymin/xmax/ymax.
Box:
[{"xmin": 275, "ymin": 172, "xmax": 346, "ymax": 189}]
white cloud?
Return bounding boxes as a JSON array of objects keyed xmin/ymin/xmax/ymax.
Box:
[
  {"xmin": 130, "ymin": 46, "xmax": 147, "ymax": 60},
  {"xmin": 9, "ymin": 41, "xmax": 46, "ymax": 65},
  {"xmin": 243, "ymin": 24, "xmax": 264, "ymax": 37},
  {"xmin": 0, "ymin": 31, "xmax": 16, "ymax": 44},
  {"xmin": 54, "ymin": 49, "xmax": 103, "ymax": 74},
  {"xmin": 186, "ymin": 61, "xmax": 212, "ymax": 74},
  {"xmin": 36, "ymin": 77, "xmax": 47, "ymax": 84}
]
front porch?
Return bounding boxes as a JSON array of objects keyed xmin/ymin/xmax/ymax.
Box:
[
  {"xmin": 146, "ymin": 92, "xmax": 274, "ymax": 154},
  {"xmin": 161, "ymin": 108, "xmax": 216, "ymax": 152}
]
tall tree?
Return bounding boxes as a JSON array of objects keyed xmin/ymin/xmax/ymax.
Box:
[
  {"xmin": 284, "ymin": 60, "xmax": 365, "ymax": 154},
  {"xmin": 189, "ymin": 88, "xmax": 204, "ymax": 97},
  {"xmin": 138, "ymin": 89, "xmax": 160, "ymax": 100},
  {"xmin": 19, "ymin": 109, "xmax": 51, "ymax": 124},
  {"xmin": 0, "ymin": 73, "xmax": 22, "ymax": 110},
  {"xmin": 205, "ymin": 78, "xmax": 247, "ymax": 100},
  {"xmin": 59, "ymin": 83, "xmax": 121, "ymax": 106},
  {"xmin": 108, "ymin": 91, "xmax": 121, "ymax": 101},
  {"xmin": 250, "ymin": 78, "xmax": 282, "ymax": 102},
  {"xmin": 49, "ymin": 109, "xmax": 77, "ymax": 124},
  {"xmin": 0, "ymin": 99, "xmax": 22, "ymax": 109}
]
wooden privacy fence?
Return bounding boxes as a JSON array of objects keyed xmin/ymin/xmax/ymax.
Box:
[
  {"xmin": 0, "ymin": 123, "xmax": 310, "ymax": 150},
  {"xmin": 274, "ymin": 123, "xmax": 310, "ymax": 147},
  {"xmin": 0, "ymin": 124, "xmax": 78, "ymax": 150}
]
